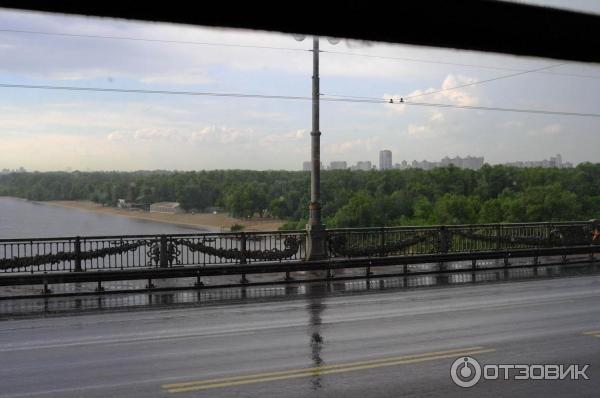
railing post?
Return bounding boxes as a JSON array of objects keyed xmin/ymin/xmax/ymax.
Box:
[
  {"xmin": 195, "ymin": 270, "xmax": 203, "ymax": 288},
  {"xmin": 239, "ymin": 232, "xmax": 249, "ymax": 284},
  {"xmin": 159, "ymin": 235, "xmax": 168, "ymax": 268},
  {"xmin": 438, "ymin": 226, "xmax": 449, "ymax": 271},
  {"xmin": 439, "ymin": 226, "xmax": 450, "ymax": 253},
  {"xmin": 240, "ymin": 232, "xmax": 249, "ymax": 284},
  {"xmin": 74, "ymin": 236, "xmax": 82, "ymax": 272},
  {"xmin": 379, "ymin": 227, "xmax": 386, "ymax": 257},
  {"xmin": 496, "ymin": 224, "xmax": 502, "ymax": 250},
  {"xmin": 240, "ymin": 232, "xmax": 247, "ymax": 264}
]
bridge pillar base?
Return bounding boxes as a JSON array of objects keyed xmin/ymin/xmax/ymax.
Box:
[{"xmin": 305, "ymin": 224, "xmax": 328, "ymax": 261}]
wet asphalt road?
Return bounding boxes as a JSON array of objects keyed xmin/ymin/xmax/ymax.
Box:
[{"xmin": 1, "ymin": 274, "xmax": 600, "ymax": 398}]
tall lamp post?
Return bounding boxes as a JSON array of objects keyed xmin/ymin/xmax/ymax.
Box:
[{"xmin": 295, "ymin": 35, "xmax": 339, "ymax": 260}]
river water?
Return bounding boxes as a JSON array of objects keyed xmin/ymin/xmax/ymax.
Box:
[{"xmin": 0, "ymin": 197, "xmax": 207, "ymax": 239}]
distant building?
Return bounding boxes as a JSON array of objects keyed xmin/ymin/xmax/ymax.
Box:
[
  {"xmin": 550, "ymin": 153, "xmax": 562, "ymax": 168},
  {"xmin": 0, "ymin": 167, "xmax": 28, "ymax": 174},
  {"xmin": 117, "ymin": 199, "xmax": 149, "ymax": 211},
  {"xmin": 397, "ymin": 155, "xmax": 484, "ymax": 170},
  {"xmin": 503, "ymin": 154, "xmax": 571, "ymax": 169},
  {"xmin": 354, "ymin": 161, "xmax": 372, "ymax": 171},
  {"xmin": 150, "ymin": 202, "xmax": 182, "ymax": 214},
  {"xmin": 379, "ymin": 150, "xmax": 393, "ymax": 170},
  {"xmin": 462, "ymin": 156, "xmax": 484, "ymax": 170},
  {"xmin": 329, "ymin": 161, "xmax": 347, "ymax": 170},
  {"xmin": 412, "ymin": 159, "xmax": 438, "ymax": 170},
  {"xmin": 302, "ymin": 161, "xmax": 324, "ymax": 171}
]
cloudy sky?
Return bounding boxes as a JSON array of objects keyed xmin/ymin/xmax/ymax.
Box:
[{"xmin": 1, "ymin": 2, "xmax": 600, "ymax": 171}]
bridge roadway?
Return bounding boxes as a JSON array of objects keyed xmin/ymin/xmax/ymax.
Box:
[{"xmin": 1, "ymin": 274, "xmax": 600, "ymax": 397}]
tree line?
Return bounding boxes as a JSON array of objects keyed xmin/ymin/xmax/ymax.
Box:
[{"xmin": 0, "ymin": 164, "xmax": 598, "ymax": 229}]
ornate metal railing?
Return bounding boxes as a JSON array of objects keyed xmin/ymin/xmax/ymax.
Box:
[
  {"xmin": 0, "ymin": 221, "xmax": 598, "ymax": 274},
  {"xmin": 326, "ymin": 221, "xmax": 599, "ymax": 258},
  {"xmin": 0, "ymin": 231, "xmax": 307, "ymax": 273}
]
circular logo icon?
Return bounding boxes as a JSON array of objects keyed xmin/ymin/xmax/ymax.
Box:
[{"xmin": 450, "ymin": 356, "xmax": 482, "ymax": 388}]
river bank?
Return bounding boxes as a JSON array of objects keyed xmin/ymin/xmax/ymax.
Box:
[{"xmin": 40, "ymin": 200, "xmax": 285, "ymax": 232}]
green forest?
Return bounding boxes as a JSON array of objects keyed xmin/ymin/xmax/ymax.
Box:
[{"xmin": 1, "ymin": 163, "xmax": 599, "ymax": 229}]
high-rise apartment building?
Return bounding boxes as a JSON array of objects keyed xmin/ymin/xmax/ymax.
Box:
[{"xmin": 379, "ymin": 150, "xmax": 393, "ymax": 170}]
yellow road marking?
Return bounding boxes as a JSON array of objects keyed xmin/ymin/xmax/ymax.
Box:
[
  {"xmin": 163, "ymin": 346, "xmax": 496, "ymax": 393},
  {"xmin": 582, "ymin": 331, "xmax": 600, "ymax": 338},
  {"xmin": 163, "ymin": 346, "xmax": 485, "ymax": 389}
]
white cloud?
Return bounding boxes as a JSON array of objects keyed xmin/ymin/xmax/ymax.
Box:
[
  {"xmin": 106, "ymin": 131, "xmax": 126, "ymax": 142},
  {"xmin": 382, "ymin": 74, "xmax": 479, "ymax": 131},
  {"xmin": 404, "ymin": 74, "xmax": 480, "ymax": 106},
  {"xmin": 133, "ymin": 128, "xmax": 180, "ymax": 141},
  {"xmin": 190, "ymin": 125, "xmax": 254, "ymax": 144}
]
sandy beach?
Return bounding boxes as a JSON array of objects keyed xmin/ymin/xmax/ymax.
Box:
[{"xmin": 41, "ymin": 201, "xmax": 285, "ymax": 232}]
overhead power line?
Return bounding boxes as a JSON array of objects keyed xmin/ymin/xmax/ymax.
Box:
[
  {"xmin": 402, "ymin": 62, "xmax": 568, "ymax": 100},
  {"xmin": 322, "ymin": 49, "xmax": 521, "ymax": 71},
  {"xmin": 321, "ymin": 50, "xmax": 600, "ymax": 80},
  {"xmin": 3, "ymin": 28, "xmax": 600, "ymax": 80},
  {"xmin": 323, "ymin": 62, "xmax": 567, "ymax": 103},
  {"xmin": 396, "ymin": 100, "xmax": 600, "ymax": 118},
  {"xmin": 0, "ymin": 83, "xmax": 313, "ymax": 100},
  {"xmin": 1, "ymin": 82, "xmax": 600, "ymax": 118},
  {"xmin": 0, "ymin": 28, "xmax": 309, "ymax": 52}
]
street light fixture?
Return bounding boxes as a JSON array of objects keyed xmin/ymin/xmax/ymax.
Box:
[{"xmin": 294, "ymin": 35, "xmax": 340, "ymax": 260}]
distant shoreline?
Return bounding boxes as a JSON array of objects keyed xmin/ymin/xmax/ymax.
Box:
[{"xmin": 37, "ymin": 200, "xmax": 285, "ymax": 232}]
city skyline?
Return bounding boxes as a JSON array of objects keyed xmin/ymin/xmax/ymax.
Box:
[
  {"xmin": 0, "ymin": 151, "xmax": 585, "ymax": 174},
  {"xmin": 0, "ymin": 152, "xmax": 581, "ymax": 173},
  {"xmin": 301, "ymin": 152, "xmax": 579, "ymax": 172}
]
